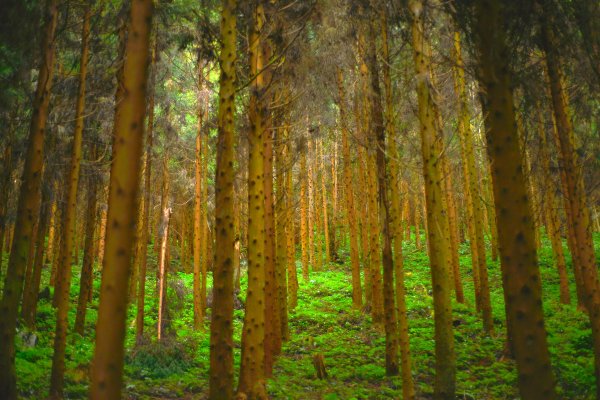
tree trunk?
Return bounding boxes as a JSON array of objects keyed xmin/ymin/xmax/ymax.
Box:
[
  {"xmin": 74, "ymin": 154, "xmax": 98, "ymax": 336},
  {"xmin": 208, "ymin": 1, "xmax": 237, "ymax": 398},
  {"xmin": 21, "ymin": 189, "xmax": 50, "ymax": 329},
  {"xmin": 89, "ymin": 1, "xmax": 153, "ymax": 398},
  {"xmin": 537, "ymin": 107, "xmax": 570, "ymax": 305},
  {"xmin": 452, "ymin": 31, "xmax": 491, "ymax": 328},
  {"xmin": 300, "ymin": 144, "xmax": 309, "ymax": 281},
  {"xmin": 380, "ymin": 13, "xmax": 415, "ymax": 395},
  {"xmin": 542, "ymin": 14, "xmax": 600, "ymax": 396},
  {"xmin": 473, "ymin": 0, "xmax": 557, "ymax": 397},
  {"xmin": 49, "ymin": 7, "xmax": 91, "ymax": 395},
  {"xmin": 364, "ymin": 18, "xmax": 399, "ymax": 375},
  {"xmin": 0, "ymin": 0, "xmax": 58, "ymax": 393},
  {"xmin": 194, "ymin": 60, "xmax": 206, "ymax": 331},
  {"xmin": 238, "ymin": 2, "xmax": 267, "ymax": 398},
  {"xmin": 264, "ymin": 88, "xmax": 281, "ymax": 377},
  {"xmin": 408, "ymin": 1, "xmax": 456, "ymax": 397},
  {"xmin": 336, "ymin": 68, "xmax": 362, "ymax": 309},
  {"xmin": 157, "ymin": 207, "xmax": 172, "ymax": 341},
  {"xmin": 135, "ymin": 37, "xmax": 156, "ymax": 343}
]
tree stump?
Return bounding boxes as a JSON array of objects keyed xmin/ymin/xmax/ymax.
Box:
[{"xmin": 312, "ymin": 353, "xmax": 327, "ymax": 379}]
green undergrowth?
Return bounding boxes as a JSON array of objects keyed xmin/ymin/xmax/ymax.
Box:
[{"xmin": 9, "ymin": 231, "xmax": 598, "ymax": 399}]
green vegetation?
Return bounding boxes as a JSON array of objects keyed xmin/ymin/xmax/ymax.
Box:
[{"xmin": 12, "ymin": 232, "xmax": 597, "ymax": 399}]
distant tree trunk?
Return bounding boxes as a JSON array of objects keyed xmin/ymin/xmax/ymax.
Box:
[
  {"xmin": 363, "ymin": 18, "xmax": 399, "ymax": 375},
  {"xmin": 300, "ymin": 144, "xmax": 309, "ymax": 281},
  {"xmin": 74, "ymin": 152, "xmax": 99, "ymax": 336},
  {"xmin": 238, "ymin": 2, "xmax": 267, "ymax": 398},
  {"xmin": 307, "ymin": 138, "xmax": 316, "ymax": 272},
  {"xmin": 194, "ymin": 60, "xmax": 206, "ymax": 331},
  {"xmin": 0, "ymin": 134, "xmax": 13, "ymax": 281},
  {"xmin": 537, "ymin": 107, "xmax": 570, "ymax": 305},
  {"xmin": 0, "ymin": 0, "xmax": 58, "ymax": 393},
  {"xmin": 319, "ymin": 143, "xmax": 331, "ymax": 266},
  {"xmin": 358, "ymin": 26, "xmax": 383, "ymax": 325},
  {"xmin": 336, "ymin": 68, "xmax": 362, "ymax": 309},
  {"xmin": 473, "ymin": 0, "xmax": 557, "ymax": 398},
  {"xmin": 275, "ymin": 124, "xmax": 289, "ymax": 341},
  {"xmin": 89, "ymin": 1, "xmax": 153, "ymax": 398},
  {"xmin": 22, "ymin": 188, "xmax": 51, "ymax": 328},
  {"xmin": 408, "ymin": 1, "xmax": 456, "ymax": 398},
  {"xmin": 451, "ymin": 31, "xmax": 491, "ymax": 329},
  {"xmin": 208, "ymin": 1, "xmax": 237, "ymax": 398},
  {"xmin": 264, "ymin": 84, "xmax": 281, "ymax": 377},
  {"xmin": 45, "ymin": 192, "xmax": 58, "ymax": 266},
  {"xmin": 135, "ymin": 37, "xmax": 156, "ymax": 344},
  {"xmin": 285, "ymin": 123, "xmax": 298, "ymax": 309},
  {"xmin": 49, "ymin": 7, "xmax": 91, "ymax": 395},
  {"xmin": 157, "ymin": 206, "xmax": 172, "ymax": 341},
  {"xmin": 380, "ymin": 13, "xmax": 415, "ymax": 396},
  {"xmin": 541, "ymin": 13, "xmax": 600, "ymax": 396}
]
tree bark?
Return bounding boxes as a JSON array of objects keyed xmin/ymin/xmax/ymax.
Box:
[
  {"xmin": 473, "ymin": 0, "xmax": 557, "ymax": 397},
  {"xmin": 89, "ymin": 1, "xmax": 153, "ymax": 397}
]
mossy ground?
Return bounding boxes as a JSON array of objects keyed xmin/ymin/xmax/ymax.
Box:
[{"xmin": 11, "ymin": 231, "xmax": 597, "ymax": 399}]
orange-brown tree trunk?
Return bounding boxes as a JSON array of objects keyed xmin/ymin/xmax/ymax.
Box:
[
  {"xmin": 336, "ymin": 68, "xmax": 362, "ymax": 309},
  {"xmin": 49, "ymin": 6, "xmax": 91, "ymax": 397},
  {"xmin": 474, "ymin": 0, "xmax": 558, "ymax": 397},
  {"xmin": 409, "ymin": 1, "xmax": 456, "ymax": 397},
  {"xmin": 74, "ymin": 149, "xmax": 99, "ymax": 336},
  {"xmin": 208, "ymin": 1, "xmax": 237, "ymax": 398},
  {"xmin": 238, "ymin": 2, "xmax": 267, "ymax": 398},
  {"xmin": 89, "ymin": 1, "xmax": 153, "ymax": 398},
  {"xmin": 542, "ymin": 14, "xmax": 600, "ymax": 395}
]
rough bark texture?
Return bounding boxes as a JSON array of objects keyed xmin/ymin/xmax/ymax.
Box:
[
  {"xmin": 238, "ymin": 3, "xmax": 267, "ymax": 398},
  {"xmin": 541, "ymin": 13, "xmax": 600, "ymax": 396},
  {"xmin": 89, "ymin": 1, "xmax": 153, "ymax": 398},
  {"xmin": 474, "ymin": 0, "xmax": 557, "ymax": 398},
  {"xmin": 208, "ymin": 1, "xmax": 237, "ymax": 398},
  {"xmin": 409, "ymin": 1, "xmax": 456, "ymax": 398},
  {"xmin": 380, "ymin": 13, "xmax": 415, "ymax": 396}
]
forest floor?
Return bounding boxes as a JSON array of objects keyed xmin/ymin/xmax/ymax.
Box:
[{"xmin": 12, "ymin": 233, "xmax": 598, "ymax": 399}]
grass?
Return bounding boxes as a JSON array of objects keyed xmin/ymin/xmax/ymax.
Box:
[{"xmin": 9, "ymin": 230, "xmax": 598, "ymax": 399}]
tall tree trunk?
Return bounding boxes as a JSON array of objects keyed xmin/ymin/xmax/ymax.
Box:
[
  {"xmin": 264, "ymin": 87, "xmax": 281, "ymax": 376},
  {"xmin": 0, "ymin": 0, "xmax": 57, "ymax": 394},
  {"xmin": 452, "ymin": 31, "xmax": 491, "ymax": 328},
  {"xmin": 275, "ymin": 124, "xmax": 289, "ymax": 342},
  {"xmin": 50, "ymin": 7, "xmax": 91, "ymax": 395},
  {"xmin": 541, "ymin": 13, "xmax": 600, "ymax": 396},
  {"xmin": 364, "ymin": 18, "xmax": 398, "ymax": 375},
  {"xmin": 380, "ymin": 13, "xmax": 415, "ymax": 396},
  {"xmin": 285, "ymin": 124, "xmax": 298, "ymax": 309},
  {"xmin": 89, "ymin": 1, "xmax": 153, "ymax": 398},
  {"xmin": 300, "ymin": 145, "xmax": 309, "ymax": 281},
  {"xmin": 358, "ymin": 26, "xmax": 383, "ymax": 325},
  {"xmin": 238, "ymin": 2, "xmax": 267, "ymax": 397},
  {"xmin": 408, "ymin": 1, "xmax": 456, "ymax": 398},
  {"xmin": 21, "ymin": 188, "xmax": 50, "ymax": 328},
  {"xmin": 157, "ymin": 206, "xmax": 171, "ymax": 341},
  {"xmin": 194, "ymin": 60, "xmax": 206, "ymax": 331},
  {"xmin": 135, "ymin": 38, "xmax": 156, "ymax": 343},
  {"xmin": 537, "ymin": 107, "xmax": 570, "ymax": 305},
  {"xmin": 0, "ymin": 134, "xmax": 13, "ymax": 281},
  {"xmin": 473, "ymin": 0, "xmax": 557, "ymax": 398},
  {"xmin": 74, "ymin": 152, "xmax": 99, "ymax": 336},
  {"xmin": 208, "ymin": 1, "xmax": 237, "ymax": 398},
  {"xmin": 336, "ymin": 68, "xmax": 362, "ymax": 309}
]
